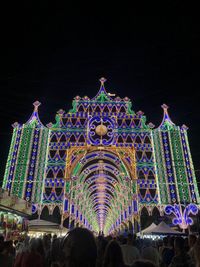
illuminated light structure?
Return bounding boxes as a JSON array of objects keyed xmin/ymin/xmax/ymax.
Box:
[{"xmin": 2, "ymin": 78, "xmax": 200, "ymax": 234}]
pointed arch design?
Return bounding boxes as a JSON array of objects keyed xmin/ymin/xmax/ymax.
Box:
[
  {"xmin": 45, "ymin": 188, "xmax": 52, "ymax": 197},
  {"xmin": 40, "ymin": 206, "xmax": 50, "ymax": 220},
  {"xmin": 62, "ymin": 118, "xmax": 69, "ymax": 126},
  {"xmin": 152, "ymin": 206, "xmax": 160, "ymax": 217},
  {"xmin": 52, "ymin": 206, "xmax": 61, "ymax": 224},
  {"xmin": 71, "ymin": 118, "xmax": 77, "ymax": 126},
  {"xmin": 150, "ymin": 189, "xmax": 157, "ymax": 199},
  {"xmin": 126, "ymin": 119, "xmax": 131, "ymax": 127},
  {"xmin": 117, "ymin": 136, "xmax": 123, "ymax": 143},
  {"xmin": 134, "ymin": 119, "xmax": 140, "ymax": 127},
  {"xmin": 145, "ymin": 151, "xmax": 152, "ymax": 161},
  {"xmin": 135, "ymin": 135, "xmax": 142, "ymax": 143},
  {"xmin": 55, "ymin": 188, "xmax": 63, "ymax": 197},
  {"xmin": 136, "ymin": 151, "xmax": 143, "ymax": 161},
  {"xmin": 94, "ymin": 105, "xmax": 101, "ymax": 113},
  {"xmin": 88, "ymin": 106, "xmax": 93, "ymax": 113},
  {"xmin": 69, "ymin": 134, "xmax": 76, "ymax": 142},
  {"xmin": 59, "ymin": 150, "xmax": 66, "ymax": 159},
  {"xmin": 56, "ymin": 169, "xmax": 64, "ymax": 178},
  {"xmin": 50, "ymin": 134, "xmax": 58, "ymax": 142},
  {"xmin": 140, "ymin": 189, "xmax": 147, "ymax": 198},
  {"xmin": 49, "ymin": 150, "xmax": 56, "ymax": 159},
  {"xmin": 148, "ymin": 170, "xmax": 155, "ymax": 180},
  {"xmin": 138, "ymin": 170, "xmax": 146, "ymax": 180},
  {"xmin": 144, "ymin": 135, "xmax": 151, "ymax": 144},
  {"xmin": 103, "ymin": 106, "xmax": 110, "ymax": 113},
  {"xmin": 111, "ymin": 106, "xmax": 117, "ymax": 113},
  {"xmin": 80, "ymin": 118, "xmax": 86, "ymax": 126},
  {"xmin": 119, "ymin": 106, "xmax": 126, "ymax": 113},
  {"xmin": 140, "ymin": 206, "xmax": 149, "ymax": 216},
  {"xmin": 78, "ymin": 105, "xmax": 84, "ymax": 112},
  {"xmin": 78, "ymin": 135, "xmax": 85, "ymax": 143},
  {"xmin": 47, "ymin": 169, "xmax": 54, "ymax": 178},
  {"xmin": 126, "ymin": 135, "xmax": 132, "ymax": 143},
  {"xmin": 60, "ymin": 134, "xmax": 67, "ymax": 142}
]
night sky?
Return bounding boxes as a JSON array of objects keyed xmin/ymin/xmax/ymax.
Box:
[{"xmin": 1, "ymin": 3, "xmax": 200, "ymax": 188}]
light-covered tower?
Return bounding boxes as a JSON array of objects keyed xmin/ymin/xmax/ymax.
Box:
[
  {"xmin": 152, "ymin": 104, "xmax": 200, "ymax": 205},
  {"xmin": 3, "ymin": 101, "xmax": 49, "ymax": 204}
]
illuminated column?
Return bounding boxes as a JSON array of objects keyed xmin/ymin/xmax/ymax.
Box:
[{"xmin": 3, "ymin": 101, "xmax": 49, "ymax": 202}]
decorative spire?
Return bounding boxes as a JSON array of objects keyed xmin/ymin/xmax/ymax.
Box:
[
  {"xmin": 99, "ymin": 77, "xmax": 107, "ymax": 85},
  {"xmin": 57, "ymin": 109, "xmax": 65, "ymax": 115},
  {"xmin": 25, "ymin": 100, "xmax": 44, "ymax": 127},
  {"xmin": 159, "ymin": 103, "xmax": 175, "ymax": 129},
  {"xmin": 148, "ymin": 122, "xmax": 155, "ymax": 129},
  {"xmin": 137, "ymin": 110, "xmax": 144, "ymax": 116},
  {"xmin": 182, "ymin": 124, "xmax": 189, "ymax": 130},
  {"xmin": 33, "ymin": 101, "xmax": 41, "ymax": 111},
  {"xmin": 12, "ymin": 122, "xmax": 20, "ymax": 128},
  {"xmin": 161, "ymin": 104, "xmax": 169, "ymax": 110},
  {"xmin": 46, "ymin": 122, "xmax": 53, "ymax": 128},
  {"xmin": 99, "ymin": 77, "xmax": 108, "ymax": 95},
  {"xmin": 92, "ymin": 77, "xmax": 113, "ymax": 101}
]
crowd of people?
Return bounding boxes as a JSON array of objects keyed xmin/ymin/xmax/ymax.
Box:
[{"xmin": 0, "ymin": 228, "xmax": 200, "ymax": 267}]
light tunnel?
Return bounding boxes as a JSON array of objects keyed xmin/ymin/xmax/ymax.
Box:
[{"xmin": 69, "ymin": 150, "xmax": 133, "ymax": 234}]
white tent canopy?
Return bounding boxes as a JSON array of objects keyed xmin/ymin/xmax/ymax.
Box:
[
  {"xmin": 141, "ymin": 223, "xmax": 157, "ymax": 234},
  {"xmin": 144, "ymin": 221, "xmax": 181, "ymax": 235},
  {"xmin": 28, "ymin": 219, "xmax": 60, "ymax": 232}
]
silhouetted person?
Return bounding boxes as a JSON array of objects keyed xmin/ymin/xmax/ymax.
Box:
[
  {"xmin": 14, "ymin": 238, "xmax": 44, "ymax": 267},
  {"xmin": 103, "ymin": 240, "xmax": 126, "ymax": 267},
  {"xmin": 160, "ymin": 237, "xmax": 174, "ymax": 267},
  {"xmin": 62, "ymin": 227, "xmax": 97, "ymax": 267},
  {"xmin": 131, "ymin": 260, "xmax": 157, "ymax": 267},
  {"xmin": 121, "ymin": 234, "xmax": 140, "ymax": 266},
  {"xmin": 188, "ymin": 234, "xmax": 197, "ymax": 264},
  {"xmin": 96, "ymin": 236, "xmax": 109, "ymax": 267},
  {"xmin": 0, "ymin": 240, "xmax": 14, "ymax": 267},
  {"xmin": 193, "ymin": 236, "xmax": 200, "ymax": 267},
  {"xmin": 169, "ymin": 237, "xmax": 192, "ymax": 267},
  {"xmin": 141, "ymin": 239, "xmax": 160, "ymax": 266},
  {"xmin": 0, "ymin": 235, "xmax": 4, "ymax": 253}
]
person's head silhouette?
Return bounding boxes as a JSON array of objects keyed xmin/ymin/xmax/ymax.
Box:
[{"xmin": 62, "ymin": 227, "xmax": 97, "ymax": 267}]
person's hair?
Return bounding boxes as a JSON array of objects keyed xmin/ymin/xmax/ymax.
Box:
[
  {"xmin": 168, "ymin": 236, "xmax": 175, "ymax": 248},
  {"xmin": 131, "ymin": 260, "xmax": 156, "ymax": 267},
  {"xmin": 62, "ymin": 227, "xmax": 97, "ymax": 267},
  {"xmin": 193, "ymin": 237, "xmax": 200, "ymax": 265},
  {"xmin": 189, "ymin": 234, "xmax": 197, "ymax": 246},
  {"xmin": 103, "ymin": 240, "xmax": 124, "ymax": 267},
  {"xmin": 127, "ymin": 234, "xmax": 134, "ymax": 245},
  {"xmin": 29, "ymin": 238, "xmax": 44, "ymax": 256},
  {"xmin": 174, "ymin": 236, "xmax": 185, "ymax": 252},
  {"xmin": 2, "ymin": 241, "xmax": 13, "ymax": 254},
  {"xmin": 50, "ymin": 238, "xmax": 62, "ymax": 263},
  {"xmin": 163, "ymin": 237, "xmax": 168, "ymax": 246},
  {"xmin": 0, "ymin": 235, "xmax": 4, "ymax": 242}
]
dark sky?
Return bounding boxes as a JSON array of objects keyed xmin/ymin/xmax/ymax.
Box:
[{"xmin": 1, "ymin": 2, "xmax": 200, "ymax": 187}]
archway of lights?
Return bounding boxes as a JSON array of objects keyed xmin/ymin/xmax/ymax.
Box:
[
  {"xmin": 68, "ymin": 148, "xmax": 135, "ymax": 234},
  {"xmin": 3, "ymin": 78, "xmax": 200, "ymax": 235}
]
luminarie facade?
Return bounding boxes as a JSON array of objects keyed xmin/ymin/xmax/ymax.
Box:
[{"xmin": 3, "ymin": 78, "xmax": 200, "ymax": 234}]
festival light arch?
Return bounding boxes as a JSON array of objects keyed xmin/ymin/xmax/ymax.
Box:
[{"xmin": 3, "ymin": 78, "xmax": 200, "ymax": 234}]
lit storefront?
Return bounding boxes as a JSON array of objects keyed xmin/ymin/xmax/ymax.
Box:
[{"xmin": 0, "ymin": 188, "xmax": 31, "ymax": 239}]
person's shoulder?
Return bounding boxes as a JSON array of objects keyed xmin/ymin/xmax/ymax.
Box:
[{"xmin": 132, "ymin": 246, "xmax": 140, "ymax": 251}]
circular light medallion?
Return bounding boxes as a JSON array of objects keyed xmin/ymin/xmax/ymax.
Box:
[{"xmin": 95, "ymin": 124, "xmax": 108, "ymax": 136}]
